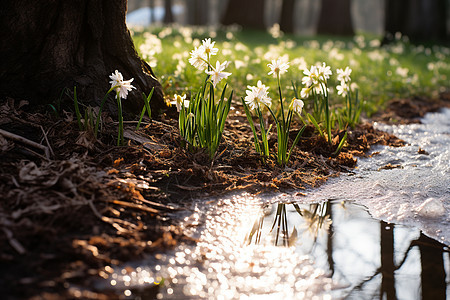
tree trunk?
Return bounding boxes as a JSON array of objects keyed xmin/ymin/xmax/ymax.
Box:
[
  {"xmin": 164, "ymin": 0, "xmax": 174, "ymax": 24},
  {"xmin": 221, "ymin": 0, "xmax": 266, "ymax": 30},
  {"xmin": 316, "ymin": 0, "xmax": 354, "ymax": 35},
  {"xmin": 149, "ymin": 0, "xmax": 156, "ymax": 24},
  {"xmin": 384, "ymin": 0, "xmax": 448, "ymax": 44},
  {"xmin": 0, "ymin": 0, "xmax": 165, "ymax": 116},
  {"xmin": 280, "ymin": 0, "xmax": 296, "ymax": 33},
  {"xmin": 186, "ymin": 0, "xmax": 209, "ymax": 25}
]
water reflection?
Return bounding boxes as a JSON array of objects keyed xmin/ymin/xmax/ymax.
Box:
[{"xmin": 246, "ymin": 200, "xmax": 449, "ymax": 299}]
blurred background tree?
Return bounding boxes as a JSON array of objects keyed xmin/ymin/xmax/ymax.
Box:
[
  {"xmin": 317, "ymin": 0, "xmax": 354, "ymax": 35},
  {"xmin": 127, "ymin": 0, "xmax": 449, "ymax": 43},
  {"xmin": 279, "ymin": 0, "xmax": 296, "ymax": 33},
  {"xmin": 221, "ymin": 0, "xmax": 266, "ymax": 29},
  {"xmin": 383, "ymin": 0, "xmax": 448, "ymax": 44}
]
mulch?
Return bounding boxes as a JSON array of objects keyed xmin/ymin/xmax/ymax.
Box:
[{"xmin": 0, "ymin": 91, "xmax": 449, "ymax": 299}]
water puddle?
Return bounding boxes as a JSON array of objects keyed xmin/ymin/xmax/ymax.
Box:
[
  {"xmin": 97, "ymin": 108, "xmax": 450, "ymax": 299},
  {"xmin": 293, "ymin": 108, "xmax": 450, "ymax": 244},
  {"xmin": 98, "ymin": 199, "xmax": 449, "ymax": 299}
]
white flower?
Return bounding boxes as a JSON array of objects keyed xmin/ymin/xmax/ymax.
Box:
[
  {"xmin": 171, "ymin": 94, "xmax": 189, "ymax": 112},
  {"xmin": 300, "ymin": 87, "xmax": 311, "ymax": 99},
  {"xmin": 253, "ymin": 80, "xmax": 272, "ymax": 107},
  {"xmin": 396, "ymin": 66, "xmax": 409, "ymax": 78},
  {"xmin": 201, "ymin": 38, "xmax": 219, "ymax": 56},
  {"xmin": 244, "ymin": 80, "xmax": 272, "ymax": 110},
  {"xmin": 350, "ymin": 82, "xmax": 359, "ymax": 91},
  {"xmin": 336, "ymin": 82, "xmax": 350, "ymax": 97},
  {"xmin": 302, "ymin": 65, "xmax": 319, "ymax": 87},
  {"xmin": 318, "ymin": 62, "xmax": 332, "ymax": 81},
  {"xmin": 109, "ymin": 70, "xmax": 123, "ymax": 86},
  {"xmin": 268, "ymin": 58, "xmax": 289, "ymax": 77},
  {"xmin": 268, "ymin": 23, "xmax": 283, "ymax": 39},
  {"xmin": 109, "ymin": 70, "xmax": 135, "ymax": 99},
  {"xmin": 290, "ymin": 98, "xmax": 304, "ymax": 114},
  {"xmin": 336, "ymin": 67, "xmax": 352, "ymax": 83},
  {"xmin": 205, "ymin": 61, "xmax": 232, "ymax": 87},
  {"xmin": 189, "ymin": 47, "xmax": 207, "ymax": 70}
]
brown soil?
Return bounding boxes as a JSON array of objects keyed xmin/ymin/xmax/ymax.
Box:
[{"xmin": 0, "ymin": 92, "xmax": 449, "ymax": 299}]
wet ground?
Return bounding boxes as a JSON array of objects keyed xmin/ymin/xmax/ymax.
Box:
[
  {"xmin": 1, "ymin": 94, "xmax": 449, "ymax": 298},
  {"xmin": 98, "ymin": 108, "xmax": 450, "ymax": 299},
  {"xmin": 100, "ymin": 199, "xmax": 449, "ymax": 299}
]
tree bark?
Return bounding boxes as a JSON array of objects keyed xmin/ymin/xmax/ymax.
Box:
[
  {"xmin": 280, "ymin": 0, "xmax": 296, "ymax": 33},
  {"xmin": 316, "ymin": 0, "xmax": 354, "ymax": 35},
  {"xmin": 0, "ymin": 0, "xmax": 165, "ymax": 116},
  {"xmin": 221, "ymin": 0, "xmax": 266, "ymax": 30}
]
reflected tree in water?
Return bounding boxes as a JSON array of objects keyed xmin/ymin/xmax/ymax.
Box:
[
  {"xmin": 247, "ymin": 200, "xmax": 449, "ymax": 299},
  {"xmin": 380, "ymin": 221, "xmax": 396, "ymax": 300},
  {"xmin": 418, "ymin": 233, "xmax": 446, "ymax": 300}
]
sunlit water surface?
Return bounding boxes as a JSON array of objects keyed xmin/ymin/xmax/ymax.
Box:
[{"xmin": 98, "ymin": 108, "xmax": 450, "ymax": 299}]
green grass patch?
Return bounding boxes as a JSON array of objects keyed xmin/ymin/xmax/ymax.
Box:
[{"xmin": 131, "ymin": 25, "xmax": 450, "ymax": 117}]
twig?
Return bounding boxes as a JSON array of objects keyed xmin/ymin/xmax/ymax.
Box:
[
  {"xmin": 40, "ymin": 126, "xmax": 54, "ymax": 157},
  {"xmin": 2, "ymin": 227, "xmax": 26, "ymax": 254},
  {"xmin": 0, "ymin": 128, "xmax": 50, "ymax": 159},
  {"xmin": 106, "ymin": 199, "xmax": 160, "ymax": 214}
]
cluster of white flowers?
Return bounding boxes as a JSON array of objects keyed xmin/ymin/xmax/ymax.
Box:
[
  {"xmin": 109, "ymin": 70, "xmax": 135, "ymax": 99},
  {"xmin": 188, "ymin": 38, "xmax": 232, "ymax": 88},
  {"xmin": 244, "ymin": 80, "xmax": 272, "ymax": 111},
  {"xmin": 300, "ymin": 62, "xmax": 332, "ymax": 98},
  {"xmin": 139, "ymin": 33, "xmax": 162, "ymax": 68},
  {"xmin": 336, "ymin": 66, "xmax": 352, "ymax": 97}
]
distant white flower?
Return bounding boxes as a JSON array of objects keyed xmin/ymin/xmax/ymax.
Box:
[
  {"xmin": 244, "ymin": 80, "xmax": 272, "ymax": 110},
  {"xmin": 171, "ymin": 94, "xmax": 189, "ymax": 112},
  {"xmin": 201, "ymin": 38, "xmax": 219, "ymax": 56},
  {"xmin": 268, "ymin": 58, "xmax": 289, "ymax": 77},
  {"xmin": 234, "ymin": 60, "xmax": 246, "ymax": 69},
  {"xmin": 290, "ymin": 98, "xmax": 304, "ymax": 114},
  {"xmin": 109, "ymin": 70, "xmax": 135, "ymax": 99},
  {"xmin": 205, "ymin": 61, "xmax": 232, "ymax": 88},
  {"xmin": 268, "ymin": 23, "xmax": 283, "ymax": 39},
  {"xmin": 139, "ymin": 33, "xmax": 162, "ymax": 67},
  {"xmin": 396, "ymin": 66, "xmax": 409, "ymax": 78},
  {"xmin": 189, "ymin": 47, "xmax": 207, "ymax": 70},
  {"xmin": 336, "ymin": 82, "xmax": 350, "ymax": 97},
  {"xmin": 350, "ymin": 82, "xmax": 359, "ymax": 91},
  {"xmin": 336, "ymin": 67, "xmax": 352, "ymax": 83}
]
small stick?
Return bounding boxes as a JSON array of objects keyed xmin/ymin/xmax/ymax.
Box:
[
  {"xmin": 0, "ymin": 128, "xmax": 50, "ymax": 159},
  {"xmin": 2, "ymin": 227, "xmax": 26, "ymax": 254},
  {"xmin": 40, "ymin": 126, "xmax": 54, "ymax": 157}
]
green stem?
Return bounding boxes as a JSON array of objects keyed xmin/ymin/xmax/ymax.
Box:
[
  {"xmin": 73, "ymin": 86, "xmax": 83, "ymax": 131},
  {"xmin": 322, "ymin": 83, "xmax": 331, "ymax": 145},
  {"xmin": 95, "ymin": 86, "xmax": 115, "ymax": 138},
  {"xmin": 116, "ymin": 92, "xmax": 124, "ymax": 146},
  {"xmin": 277, "ymin": 73, "xmax": 286, "ymax": 129}
]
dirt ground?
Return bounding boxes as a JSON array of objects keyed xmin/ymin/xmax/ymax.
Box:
[{"xmin": 0, "ymin": 92, "xmax": 449, "ymax": 299}]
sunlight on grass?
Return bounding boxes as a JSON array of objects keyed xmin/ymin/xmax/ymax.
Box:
[{"xmin": 131, "ymin": 25, "xmax": 449, "ymax": 118}]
